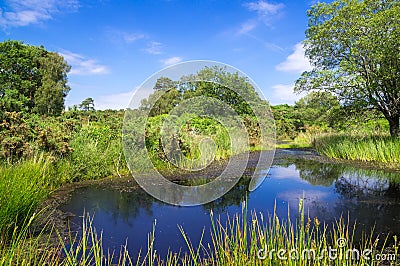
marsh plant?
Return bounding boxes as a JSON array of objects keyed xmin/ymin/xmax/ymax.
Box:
[{"xmin": 0, "ymin": 200, "xmax": 398, "ymax": 265}]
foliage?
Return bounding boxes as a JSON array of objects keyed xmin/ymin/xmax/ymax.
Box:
[
  {"xmin": 313, "ymin": 133, "xmax": 400, "ymax": 167},
  {"xmin": 1, "ymin": 201, "xmax": 398, "ymax": 265},
  {"xmin": 272, "ymin": 91, "xmax": 390, "ymax": 141},
  {"xmin": 0, "ymin": 40, "xmax": 71, "ymax": 116},
  {"xmin": 0, "ymin": 154, "xmax": 53, "ymax": 242},
  {"xmin": 296, "ymin": 0, "xmax": 400, "ymax": 136},
  {"xmin": 271, "ymin": 104, "xmax": 302, "ymax": 139},
  {"xmin": 143, "ymin": 67, "xmax": 265, "ymax": 118},
  {"xmin": 79, "ymin": 97, "xmax": 95, "ymax": 111}
]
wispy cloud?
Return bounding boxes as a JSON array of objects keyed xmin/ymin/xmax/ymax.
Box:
[
  {"xmin": 276, "ymin": 42, "xmax": 312, "ymax": 73},
  {"xmin": 160, "ymin": 56, "xmax": 183, "ymax": 67},
  {"xmin": 95, "ymin": 86, "xmax": 152, "ymax": 110},
  {"xmin": 123, "ymin": 32, "xmax": 147, "ymax": 43},
  {"xmin": 0, "ymin": 0, "xmax": 79, "ymax": 29},
  {"xmin": 237, "ymin": 0, "xmax": 284, "ymax": 34},
  {"xmin": 237, "ymin": 20, "xmax": 257, "ymax": 35},
  {"xmin": 245, "ymin": 0, "xmax": 284, "ymax": 18},
  {"xmin": 106, "ymin": 28, "xmax": 165, "ymax": 56},
  {"xmin": 105, "ymin": 28, "xmax": 147, "ymax": 45},
  {"xmin": 59, "ymin": 50, "xmax": 110, "ymax": 76},
  {"xmin": 95, "ymin": 90, "xmax": 134, "ymax": 110},
  {"xmin": 144, "ymin": 41, "xmax": 163, "ymax": 55},
  {"xmin": 271, "ymin": 83, "xmax": 306, "ymax": 104}
]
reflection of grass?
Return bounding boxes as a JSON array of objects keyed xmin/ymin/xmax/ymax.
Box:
[
  {"xmin": 2, "ymin": 200, "xmax": 398, "ymax": 265},
  {"xmin": 313, "ymin": 134, "xmax": 400, "ymax": 167}
]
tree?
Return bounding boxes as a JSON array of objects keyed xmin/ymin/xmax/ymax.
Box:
[
  {"xmin": 295, "ymin": 91, "xmax": 341, "ymax": 128},
  {"xmin": 34, "ymin": 52, "xmax": 71, "ymax": 115},
  {"xmin": 295, "ymin": 0, "xmax": 400, "ymax": 136},
  {"xmin": 0, "ymin": 40, "xmax": 70, "ymax": 116},
  {"xmin": 79, "ymin": 97, "xmax": 95, "ymax": 111}
]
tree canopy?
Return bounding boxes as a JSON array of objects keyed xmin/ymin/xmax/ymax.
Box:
[
  {"xmin": 295, "ymin": 0, "xmax": 400, "ymax": 136},
  {"xmin": 0, "ymin": 40, "xmax": 71, "ymax": 117},
  {"xmin": 79, "ymin": 97, "xmax": 95, "ymax": 111},
  {"xmin": 140, "ymin": 66, "xmax": 265, "ymax": 117}
]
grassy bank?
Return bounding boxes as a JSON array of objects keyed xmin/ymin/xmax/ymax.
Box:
[
  {"xmin": 1, "ymin": 200, "xmax": 398, "ymax": 265},
  {"xmin": 0, "ymin": 155, "xmax": 53, "ymax": 243},
  {"xmin": 313, "ymin": 134, "xmax": 400, "ymax": 167},
  {"xmin": 0, "ymin": 109, "xmax": 266, "ymax": 249}
]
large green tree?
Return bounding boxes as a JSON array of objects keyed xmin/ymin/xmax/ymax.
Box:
[
  {"xmin": 295, "ymin": 0, "xmax": 400, "ymax": 136},
  {"xmin": 0, "ymin": 40, "xmax": 70, "ymax": 116}
]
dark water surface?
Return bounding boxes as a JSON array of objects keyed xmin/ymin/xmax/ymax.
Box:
[{"xmin": 59, "ymin": 150, "xmax": 400, "ymax": 258}]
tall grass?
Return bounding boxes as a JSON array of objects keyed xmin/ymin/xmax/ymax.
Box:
[
  {"xmin": 199, "ymin": 200, "xmax": 396, "ymax": 265},
  {"xmin": 313, "ymin": 134, "xmax": 400, "ymax": 166},
  {"xmin": 0, "ymin": 212, "xmax": 60, "ymax": 265},
  {"xmin": 1, "ymin": 200, "xmax": 397, "ymax": 265},
  {"xmin": 0, "ymin": 154, "xmax": 53, "ymax": 242}
]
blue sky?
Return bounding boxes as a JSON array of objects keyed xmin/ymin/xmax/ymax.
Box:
[{"xmin": 0, "ymin": 0, "xmax": 315, "ymax": 109}]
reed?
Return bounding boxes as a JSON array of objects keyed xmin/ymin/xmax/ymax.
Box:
[
  {"xmin": 313, "ymin": 134, "xmax": 400, "ymax": 167},
  {"xmin": 2, "ymin": 200, "xmax": 397, "ymax": 265},
  {"xmin": 0, "ymin": 154, "xmax": 53, "ymax": 241}
]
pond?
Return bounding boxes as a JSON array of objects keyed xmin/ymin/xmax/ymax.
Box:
[{"xmin": 59, "ymin": 149, "xmax": 400, "ymax": 259}]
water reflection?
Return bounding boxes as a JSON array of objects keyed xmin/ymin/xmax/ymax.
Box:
[{"xmin": 60, "ymin": 152, "xmax": 400, "ymax": 259}]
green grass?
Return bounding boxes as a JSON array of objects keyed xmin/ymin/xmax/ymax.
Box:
[
  {"xmin": 1, "ymin": 200, "xmax": 398, "ymax": 265},
  {"xmin": 313, "ymin": 134, "xmax": 400, "ymax": 167},
  {"xmin": 0, "ymin": 154, "xmax": 54, "ymax": 242}
]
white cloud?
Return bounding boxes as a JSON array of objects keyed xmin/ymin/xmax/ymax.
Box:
[
  {"xmin": 276, "ymin": 42, "xmax": 312, "ymax": 73},
  {"xmin": 160, "ymin": 56, "xmax": 183, "ymax": 67},
  {"xmin": 95, "ymin": 90, "xmax": 134, "ymax": 110},
  {"xmin": 271, "ymin": 83, "xmax": 306, "ymax": 104},
  {"xmin": 95, "ymin": 87, "xmax": 152, "ymax": 110},
  {"xmin": 144, "ymin": 41, "xmax": 163, "ymax": 55},
  {"xmin": 59, "ymin": 50, "xmax": 110, "ymax": 76},
  {"xmin": 236, "ymin": 1, "xmax": 284, "ymax": 35},
  {"xmin": 0, "ymin": 0, "xmax": 79, "ymax": 28},
  {"xmin": 245, "ymin": 0, "xmax": 284, "ymax": 15}
]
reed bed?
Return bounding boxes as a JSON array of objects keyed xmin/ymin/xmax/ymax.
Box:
[
  {"xmin": 313, "ymin": 134, "xmax": 400, "ymax": 166},
  {"xmin": 0, "ymin": 200, "xmax": 397, "ymax": 265}
]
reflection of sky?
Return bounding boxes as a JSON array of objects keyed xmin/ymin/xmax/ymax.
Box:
[
  {"xmin": 268, "ymin": 165, "xmax": 309, "ymax": 183},
  {"xmin": 339, "ymin": 173, "xmax": 390, "ymax": 193},
  {"xmin": 61, "ymin": 160, "xmax": 400, "ymax": 261}
]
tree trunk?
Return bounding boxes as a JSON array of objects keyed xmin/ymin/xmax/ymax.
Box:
[{"xmin": 388, "ymin": 115, "xmax": 399, "ymax": 137}]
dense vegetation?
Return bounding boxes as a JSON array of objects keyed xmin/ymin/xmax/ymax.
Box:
[
  {"xmin": 1, "ymin": 201, "xmax": 397, "ymax": 265},
  {"xmin": 124, "ymin": 66, "xmax": 273, "ymax": 172},
  {"xmin": 296, "ymin": 0, "xmax": 400, "ymax": 137},
  {"xmin": 0, "ymin": 40, "xmax": 70, "ymax": 117},
  {"xmin": 0, "ymin": 0, "xmax": 399, "ymax": 263}
]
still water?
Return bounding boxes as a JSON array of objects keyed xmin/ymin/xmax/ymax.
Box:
[{"xmin": 60, "ymin": 150, "xmax": 400, "ymax": 258}]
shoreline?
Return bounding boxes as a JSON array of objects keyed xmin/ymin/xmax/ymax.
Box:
[{"xmin": 40, "ymin": 148, "xmax": 399, "ymax": 231}]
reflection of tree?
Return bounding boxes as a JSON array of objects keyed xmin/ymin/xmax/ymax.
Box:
[
  {"xmin": 296, "ymin": 160, "xmax": 341, "ymax": 187},
  {"xmin": 202, "ymin": 177, "xmax": 250, "ymax": 213},
  {"xmin": 275, "ymin": 157, "xmax": 400, "ymax": 194},
  {"xmin": 291, "ymin": 159, "xmax": 341, "ymax": 187},
  {"xmin": 68, "ymin": 185, "xmax": 155, "ymax": 223},
  {"xmin": 333, "ymin": 167, "xmax": 400, "ymax": 199}
]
